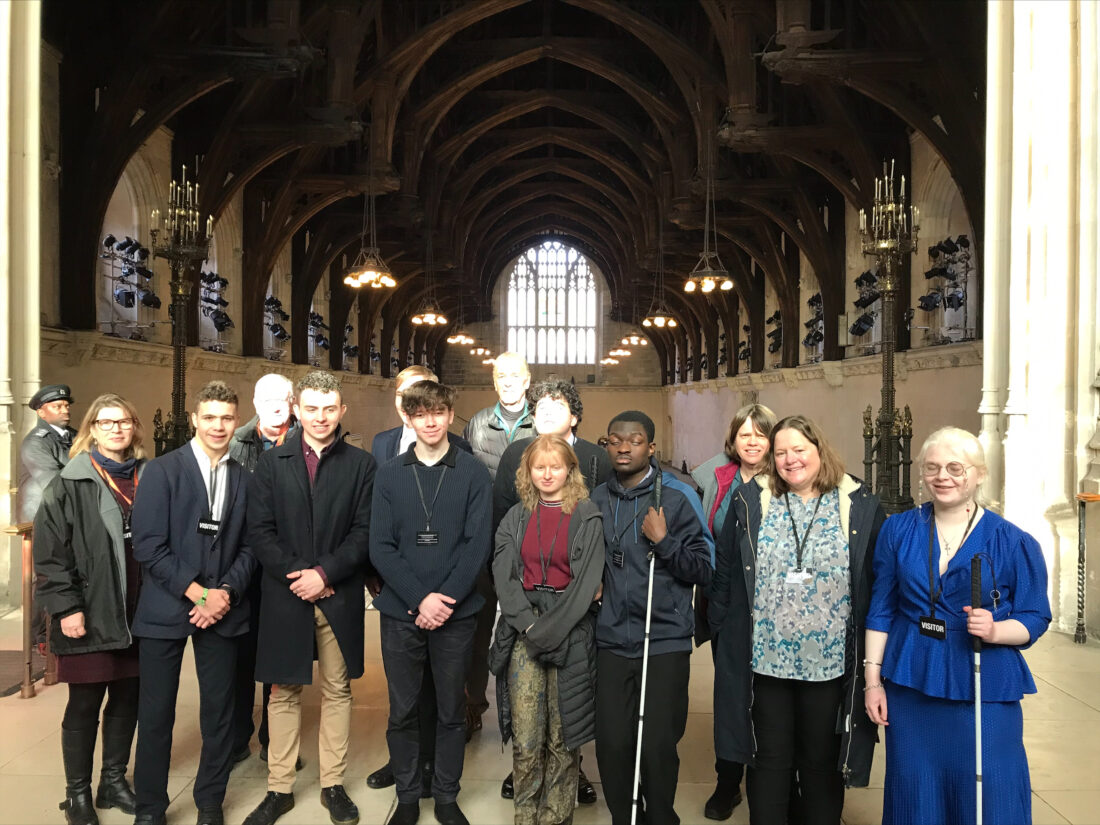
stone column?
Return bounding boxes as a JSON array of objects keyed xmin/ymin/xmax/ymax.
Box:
[{"xmin": 1, "ymin": 0, "xmax": 42, "ymax": 603}]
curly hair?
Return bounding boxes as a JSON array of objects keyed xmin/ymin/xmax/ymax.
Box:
[
  {"xmin": 515, "ymin": 435, "xmax": 589, "ymax": 514},
  {"xmin": 401, "ymin": 380, "xmax": 456, "ymax": 415},
  {"xmin": 528, "ymin": 380, "xmax": 583, "ymax": 424},
  {"xmin": 296, "ymin": 370, "xmax": 342, "ymax": 399},
  {"xmin": 195, "ymin": 380, "xmax": 238, "ymax": 409},
  {"xmin": 70, "ymin": 393, "xmax": 147, "ymax": 460}
]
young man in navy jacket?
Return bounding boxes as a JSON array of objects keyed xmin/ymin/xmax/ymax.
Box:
[
  {"xmin": 131, "ymin": 381, "xmax": 256, "ymax": 825},
  {"xmin": 370, "ymin": 380, "xmax": 492, "ymax": 825},
  {"xmin": 591, "ymin": 410, "xmax": 714, "ymax": 825}
]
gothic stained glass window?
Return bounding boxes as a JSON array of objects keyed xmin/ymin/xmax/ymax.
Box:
[{"xmin": 506, "ymin": 241, "xmax": 597, "ymax": 365}]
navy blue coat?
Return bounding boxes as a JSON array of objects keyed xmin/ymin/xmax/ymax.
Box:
[
  {"xmin": 131, "ymin": 445, "xmax": 256, "ymax": 640},
  {"xmin": 370, "ymin": 425, "xmax": 471, "ymax": 462}
]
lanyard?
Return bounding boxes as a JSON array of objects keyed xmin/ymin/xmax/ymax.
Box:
[
  {"xmin": 784, "ymin": 492, "xmax": 824, "ymax": 571},
  {"xmin": 611, "ymin": 495, "xmax": 650, "ymax": 547},
  {"xmin": 495, "ymin": 403, "xmax": 528, "ymax": 444},
  {"xmin": 926, "ymin": 506, "xmax": 979, "ymax": 617},
  {"xmin": 412, "ymin": 464, "xmax": 448, "ymax": 530},
  {"xmin": 536, "ymin": 502, "xmax": 567, "ymax": 585},
  {"xmin": 90, "ymin": 457, "xmax": 137, "ymax": 532}
]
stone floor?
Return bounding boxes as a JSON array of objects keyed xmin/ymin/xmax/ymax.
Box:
[{"xmin": 0, "ymin": 607, "xmax": 1096, "ymax": 825}]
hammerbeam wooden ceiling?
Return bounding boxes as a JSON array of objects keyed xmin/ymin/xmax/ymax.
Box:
[{"xmin": 46, "ymin": 0, "xmax": 985, "ymax": 383}]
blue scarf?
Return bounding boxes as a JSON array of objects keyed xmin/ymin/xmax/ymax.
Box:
[{"xmin": 91, "ymin": 448, "xmax": 137, "ymax": 479}]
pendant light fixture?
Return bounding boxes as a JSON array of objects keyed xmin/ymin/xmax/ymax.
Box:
[
  {"xmin": 643, "ymin": 211, "xmax": 678, "ymax": 329},
  {"xmin": 684, "ymin": 125, "xmax": 733, "ymax": 294},
  {"xmin": 344, "ymin": 136, "xmax": 395, "ymax": 290},
  {"xmin": 410, "ymin": 216, "xmax": 447, "ymax": 326}
]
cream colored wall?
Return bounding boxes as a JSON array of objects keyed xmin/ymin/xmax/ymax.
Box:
[{"xmin": 668, "ymin": 341, "xmax": 983, "ymax": 495}]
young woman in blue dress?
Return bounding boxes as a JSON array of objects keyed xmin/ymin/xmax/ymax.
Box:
[{"xmin": 864, "ymin": 427, "xmax": 1051, "ymax": 824}]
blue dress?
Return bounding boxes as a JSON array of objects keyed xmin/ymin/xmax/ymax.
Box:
[{"xmin": 865, "ymin": 505, "xmax": 1051, "ymax": 825}]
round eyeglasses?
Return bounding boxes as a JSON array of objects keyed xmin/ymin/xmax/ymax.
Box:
[{"xmin": 920, "ymin": 461, "xmax": 972, "ymax": 478}]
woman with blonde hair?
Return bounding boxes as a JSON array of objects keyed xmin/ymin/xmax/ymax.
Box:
[
  {"xmin": 34, "ymin": 394, "xmax": 148, "ymax": 825},
  {"xmin": 710, "ymin": 415, "xmax": 885, "ymax": 825},
  {"xmin": 489, "ymin": 435, "xmax": 604, "ymax": 825},
  {"xmin": 865, "ymin": 427, "xmax": 1050, "ymax": 824}
]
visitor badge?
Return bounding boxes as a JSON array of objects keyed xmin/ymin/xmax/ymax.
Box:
[
  {"xmin": 919, "ymin": 615, "xmax": 946, "ymax": 640},
  {"xmin": 786, "ymin": 567, "xmax": 813, "ymax": 586},
  {"xmin": 197, "ymin": 519, "xmax": 220, "ymax": 535},
  {"xmin": 416, "ymin": 530, "xmax": 440, "ymax": 546}
]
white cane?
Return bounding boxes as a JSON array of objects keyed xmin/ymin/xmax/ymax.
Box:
[
  {"xmin": 971, "ymin": 556, "xmax": 983, "ymax": 825},
  {"xmin": 631, "ymin": 550, "xmax": 656, "ymax": 825}
]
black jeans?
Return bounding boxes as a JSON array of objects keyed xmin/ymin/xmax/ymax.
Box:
[
  {"xmin": 747, "ymin": 674, "xmax": 845, "ymax": 825},
  {"xmin": 380, "ymin": 614, "xmax": 476, "ymax": 804},
  {"xmin": 595, "ymin": 649, "xmax": 690, "ymax": 825},
  {"xmin": 135, "ymin": 632, "xmax": 238, "ymax": 817},
  {"xmin": 465, "ymin": 567, "xmax": 497, "ymax": 715},
  {"xmin": 709, "ymin": 640, "xmax": 745, "ymax": 791}
]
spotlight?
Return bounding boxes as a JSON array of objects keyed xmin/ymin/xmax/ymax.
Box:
[
  {"xmin": 956, "ymin": 234, "xmax": 970, "ymax": 249},
  {"xmin": 804, "ymin": 314, "xmax": 823, "ymax": 329},
  {"xmin": 928, "ymin": 245, "xmax": 941, "ymax": 260},
  {"xmin": 343, "ymin": 344, "xmax": 359, "ymax": 358},
  {"xmin": 855, "ymin": 271, "xmax": 878, "ymax": 288},
  {"xmin": 807, "ymin": 292, "xmax": 823, "ymax": 307},
  {"xmin": 767, "ymin": 339, "xmax": 782, "ymax": 354},
  {"xmin": 765, "ymin": 310, "xmax": 781, "ymax": 324},
  {"xmin": 137, "ymin": 289, "xmax": 161, "ymax": 309},
  {"xmin": 204, "ymin": 308, "xmax": 234, "ymax": 332},
  {"xmin": 854, "ymin": 290, "xmax": 881, "ymax": 309},
  {"xmin": 268, "ymin": 323, "xmax": 290, "ymax": 341},
  {"xmin": 102, "ymin": 235, "xmax": 117, "ymax": 249},
  {"xmin": 924, "ymin": 266, "xmax": 950, "ymax": 280},
  {"xmin": 945, "ymin": 291, "xmax": 965, "ymax": 310},
  {"xmin": 917, "ymin": 293, "xmax": 942, "ymax": 311},
  {"xmin": 113, "ymin": 287, "xmax": 135, "ymax": 308},
  {"xmin": 802, "ymin": 329, "xmax": 824, "ymax": 346},
  {"xmin": 849, "ymin": 313, "xmax": 875, "ymax": 337},
  {"xmin": 315, "ymin": 335, "xmax": 330, "ymax": 350},
  {"xmin": 939, "ymin": 238, "xmax": 959, "ymax": 255}
]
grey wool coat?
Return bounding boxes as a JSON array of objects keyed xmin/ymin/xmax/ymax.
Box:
[{"xmin": 488, "ymin": 497, "xmax": 604, "ymax": 751}]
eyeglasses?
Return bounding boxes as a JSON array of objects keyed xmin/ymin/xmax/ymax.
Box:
[
  {"xmin": 95, "ymin": 418, "xmax": 135, "ymax": 432},
  {"xmin": 606, "ymin": 436, "xmax": 648, "ymax": 448},
  {"xmin": 920, "ymin": 462, "xmax": 972, "ymax": 478}
]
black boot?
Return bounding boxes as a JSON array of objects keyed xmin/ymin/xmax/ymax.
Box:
[
  {"xmin": 95, "ymin": 715, "xmax": 137, "ymax": 814},
  {"xmin": 59, "ymin": 728, "xmax": 99, "ymax": 825}
]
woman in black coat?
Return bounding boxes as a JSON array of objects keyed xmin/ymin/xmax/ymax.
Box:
[
  {"xmin": 708, "ymin": 415, "xmax": 885, "ymax": 825},
  {"xmin": 34, "ymin": 394, "xmax": 148, "ymax": 825}
]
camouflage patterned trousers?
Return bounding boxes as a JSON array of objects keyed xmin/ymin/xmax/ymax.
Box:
[{"xmin": 508, "ymin": 637, "xmax": 580, "ymax": 825}]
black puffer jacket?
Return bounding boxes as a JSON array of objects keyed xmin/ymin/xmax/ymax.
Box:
[
  {"xmin": 708, "ymin": 474, "xmax": 885, "ymax": 786},
  {"xmin": 228, "ymin": 415, "xmax": 298, "ymax": 472},
  {"xmin": 488, "ymin": 498, "xmax": 604, "ymax": 750},
  {"xmin": 462, "ymin": 404, "xmax": 534, "ymax": 481},
  {"xmin": 33, "ymin": 452, "xmax": 147, "ymax": 656}
]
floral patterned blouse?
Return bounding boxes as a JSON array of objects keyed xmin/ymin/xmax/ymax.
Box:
[{"xmin": 751, "ymin": 488, "xmax": 851, "ymax": 681}]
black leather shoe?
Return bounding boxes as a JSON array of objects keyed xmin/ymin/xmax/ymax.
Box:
[
  {"xmin": 500, "ymin": 772, "xmax": 514, "ymax": 799},
  {"xmin": 133, "ymin": 816, "xmax": 167, "ymax": 825},
  {"xmin": 196, "ymin": 806, "xmax": 224, "ymax": 825},
  {"xmin": 242, "ymin": 791, "xmax": 295, "ymax": 825},
  {"xmin": 258, "ymin": 746, "xmax": 303, "ymax": 771},
  {"xmin": 577, "ymin": 766, "xmax": 597, "ymax": 804},
  {"xmin": 321, "ymin": 785, "xmax": 359, "ymax": 825},
  {"xmin": 703, "ymin": 783, "xmax": 742, "ymax": 821},
  {"xmin": 433, "ymin": 800, "xmax": 470, "ymax": 825},
  {"xmin": 367, "ymin": 761, "xmax": 395, "ymax": 789},
  {"xmin": 386, "ymin": 801, "xmax": 419, "ymax": 825}
]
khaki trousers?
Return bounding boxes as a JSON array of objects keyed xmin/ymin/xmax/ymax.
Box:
[{"xmin": 267, "ymin": 607, "xmax": 351, "ymax": 792}]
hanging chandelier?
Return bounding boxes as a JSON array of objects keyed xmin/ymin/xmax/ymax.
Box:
[
  {"xmin": 600, "ymin": 356, "xmax": 620, "ymax": 365},
  {"xmin": 620, "ymin": 332, "xmax": 649, "ymax": 347},
  {"xmin": 446, "ymin": 289, "xmax": 475, "ymax": 345},
  {"xmin": 343, "ymin": 160, "xmax": 394, "ymax": 289},
  {"xmin": 410, "ymin": 217, "xmax": 447, "ymax": 325},
  {"xmin": 470, "ymin": 346, "xmax": 491, "ymax": 357},
  {"xmin": 609, "ymin": 347, "xmax": 632, "ymax": 357},
  {"xmin": 643, "ymin": 215, "xmax": 678, "ymax": 329},
  {"xmin": 684, "ymin": 126, "xmax": 733, "ymax": 294}
]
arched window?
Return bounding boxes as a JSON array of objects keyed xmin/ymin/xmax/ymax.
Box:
[{"xmin": 506, "ymin": 241, "xmax": 597, "ymax": 365}]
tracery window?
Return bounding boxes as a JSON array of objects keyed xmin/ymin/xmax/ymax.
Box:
[{"xmin": 505, "ymin": 241, "xmax": 597, "ymax": 365}]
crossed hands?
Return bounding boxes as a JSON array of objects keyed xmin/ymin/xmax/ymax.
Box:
[
  {"xmin": 287, "ymin": 569, "xmax": 334, "ymax": 602},
  {"xmin": 411, "ymin": 592, "xmax": 456, "ymax": 630},
  {"xmin": 190, "ymin": 588, "xmax": 230, "ymax": 629}
]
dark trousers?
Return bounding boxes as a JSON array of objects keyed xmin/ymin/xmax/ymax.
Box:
[
  {"xmin": 380, "ymin": 614, "xmax": 476, "ymax": 804},
  {"xmin": 233, "ymin": 582, "xmax": 270, "ymax": 750},
  {"xmin": 709, "ymin": 641, "xmax": 745, "ymax": 791},
  {"xmin": 595, "ymin": 649, "xmax": 690, "ymax": 825},
  {"xmin": 135, "ymin": 632, "xmax": 238, "ymax": 817},
  {"xmin": 417, "ymin": 660, "xmax": 438, "ymax": 764},
  {"xmin": 747, "ymin": 674, "xmax": 845, "ymax": 825},
  {"xmin": 465, "ymin": 567, "xmax": 496, "ymax": 715}
]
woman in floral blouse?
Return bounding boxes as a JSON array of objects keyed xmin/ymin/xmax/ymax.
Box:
[{"xmin": 708, "ymin": 415, "xmax": 885, "ymax": 825}]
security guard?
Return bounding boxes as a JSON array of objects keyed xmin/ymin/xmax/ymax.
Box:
[{"xmin": 17, "ymin": 384, "xmax": 77, "ymax": 524}]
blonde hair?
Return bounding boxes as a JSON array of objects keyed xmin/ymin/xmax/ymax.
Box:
[
  {"xmin": 515, "ymin": 435, "xmax": 589, "ymax": 514},
  {"xmin": 769, "ymin": 414, "xmax": 846, "ymax": 496},
  {"xmin": 917, "ymin": 426, "xmax": 991, "ymax": 508},
  {"xmin": 70, "ymin": 394, "xmax": 147, "ymax": 460}
]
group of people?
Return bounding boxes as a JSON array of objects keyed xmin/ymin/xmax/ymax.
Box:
[{"xmin": 19, "ymin": 348, "xmax": 1052, "ymax": 825}]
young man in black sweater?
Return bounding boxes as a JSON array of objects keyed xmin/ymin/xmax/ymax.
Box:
[{"xmin": 370, "ymin": 381, "xmax": 492, "ymax": 825}]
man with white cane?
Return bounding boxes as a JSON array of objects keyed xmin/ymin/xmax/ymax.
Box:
[{"xmin": 592, "ymin": 411, "xmax": 713, "ymax": 825}]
